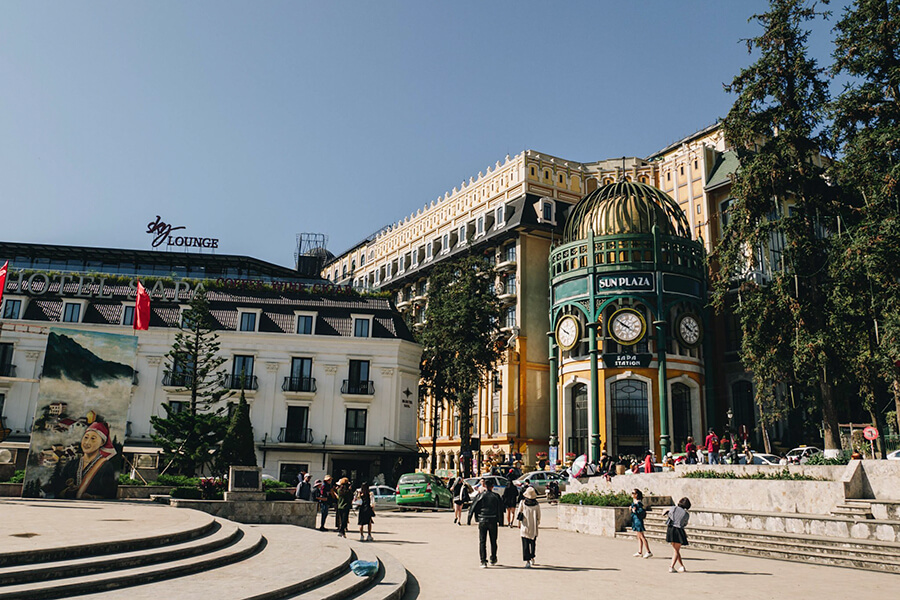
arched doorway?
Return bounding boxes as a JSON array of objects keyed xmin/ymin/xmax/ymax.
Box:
[
  {"xmin": 612, "ymin": 379, "xmax": 649, "ymax": 456},
  {"xmin": 671, "ymin": 382, "xmax": 692, "ymax": 453},
  {"xmin": 569, "ymin": 383, "xmax": 588, "ymax": 457}
]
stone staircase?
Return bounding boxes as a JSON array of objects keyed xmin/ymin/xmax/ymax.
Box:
[
  {"xmin": 616, "ymin": 506, "xmax": 900, "ymax": 573},
  {"xmin": 831, "ymin": 500, "xmax": 874, "ymax": 519},
  {"xmin": 0, "ymin": 505, "xmax": 406, "ymax": 600}
]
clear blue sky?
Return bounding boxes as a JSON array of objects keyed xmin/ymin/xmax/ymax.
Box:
[{"xmin": 0, "ymin": 1, "xmax": 845, "ymax": 266}]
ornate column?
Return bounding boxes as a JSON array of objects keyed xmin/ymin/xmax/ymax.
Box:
[
  {"xmin": 548, "ymin": 332, "xmax": 559, "ymax": 449},
  {"xmin": 588, "ymin": 323, "xmax": 600, "ymax": 462}
]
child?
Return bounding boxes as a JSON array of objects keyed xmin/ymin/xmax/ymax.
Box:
[
  {"xmin": 665, "ymin": 497, "xmax": 691, "ymax": 573},
  {"xmin": 631, "ymin": 489, "xmax": 651, "ymax": 558}
]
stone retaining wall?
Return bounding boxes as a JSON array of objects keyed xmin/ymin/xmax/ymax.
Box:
[
  {"xmin": 557, "ymin": 504, "xmax": 631, "ymax": 537},
  {"xmin": 117, "ymin": 486, "xmax": 174, "ymax": 499},
  {"xmin": 689, "ymin": 509, "xmax": 900, "ymax": 543},
  {"xmin": 168, "ymin": 498, "xmax": 317, "ymax": 528},
  {"xmin": 0, "ymin": 483, "xmax": 22, "ymax": 497}
]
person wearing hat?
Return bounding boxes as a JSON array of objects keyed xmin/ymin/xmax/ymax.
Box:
[
  {"xmin": 334, "ymin": 477, "xmax": 353, "ymax": 538},
  {"xmin": 295, "ymin": 472, "xmax": 312, "ymax": 501},
  {"xmin": 58, "ymin": 420, "xmax": 118, "ymax": 499},
  {"xmin": 516, "ymin": 487, "xmax": 541, "ymax": 567},
  {"xmin": 316, "ymin": 476, "xmax": 333, "ymax": 531}
]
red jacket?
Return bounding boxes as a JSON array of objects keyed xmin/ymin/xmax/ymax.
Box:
[
  {"xmin": 643, "ymin": 455, "xmax": 653, "ymax": 473},
  {"xmin": 705, "ymin": 433, "xmax": 719, "ymax": 452}
]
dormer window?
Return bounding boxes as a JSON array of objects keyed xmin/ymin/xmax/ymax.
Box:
[
  {"xmin": 495, "ymin": 206, "xmax": 504, "ymax": 227},
  {"xmin": 2, "ymin": 298, "xmax": 22, "ymax": 320},
  {"xmin": 239, "ymin": 309, "xmax": 261, "ymax": 332},
  {"xmin": 296, "ymin": 312, "xmax": 315, "ymax": 335},
  {"xmin": 458, "ymin": 225, "xmax": 466, "ymax": 245},
  {"xmin": 122, "ymin": 305, "xmax": 135, "ymax": 326},
  {"xmin": 353, "ymin": 315, "xmax": 372, "ymax": 338},
  {"xmin": 62, "ymin": 301, "xmax": 85, "ymax": 323},
  {"xmin": 426, "ymin": 242, "xmax": 433, "ymax": 260},
  {"xmin": 477, "ymin": 216, "xmax": 484, "ymax": 236}
]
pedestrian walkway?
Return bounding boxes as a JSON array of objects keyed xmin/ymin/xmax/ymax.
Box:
[{"xmin": 376, "ymin": 504, "xmax": 898, "ymax": 599}]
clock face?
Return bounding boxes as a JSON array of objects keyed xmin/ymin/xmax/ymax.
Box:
[
  {"xmin": 556, "ymin": 316, "xmax": 580, "ymax": 351},
  {"xmin": 609, "ymin": 308, "xmax": 645, "ymax": 345},
  {"xmin": 677, "ymin": 314, "xmax": 702, "ymax": 347}
]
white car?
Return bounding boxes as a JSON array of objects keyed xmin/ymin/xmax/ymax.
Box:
[
  {"xmin": 785, "ymin": 446, "xmax": 822, "ymax": 463},
  {"xmin": 886, "ymin": 449, "xmax": 900, "ymax": 461},
  {"xmin": 739, "ymin": 453, "xmax": 782, "ymax": 465},
  {"xmin": 371, "ymin": 485, "xmax": 397, "ymax": 505}
]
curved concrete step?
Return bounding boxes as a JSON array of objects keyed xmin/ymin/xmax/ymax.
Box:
[
  {"xmin": 343, "ymin": 543, "xmax": 407, "ymax": 600},
  {"xmin": 288, "ymin": 542, "xmax": 380, "ymax": 600},
  {"xmin": 0, "ymin": 500, "xmax": 217, "ymax": 568},
  {"xmin": 89, "ymin": 526, "xmax": 355, "ymax": 600},
  {"xmin": 0, "ymin": 519, "xmax": 241, "ymax": 586},
  {"xmin": 0, "ymin": 527, "xmax": 264, "ymax": 600}
]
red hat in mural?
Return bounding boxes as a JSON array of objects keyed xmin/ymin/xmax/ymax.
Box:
[{"xmin": 86, "ymin": 421, "xmax": 116, "ymax": 458}]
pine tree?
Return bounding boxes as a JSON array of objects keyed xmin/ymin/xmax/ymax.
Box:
[
  {"xmin": 829, "ymin": 0, "xmax": 900, "ymax": 434},
  {"xmin": 717, "ymin": 0, "xmax": 842, "ymax": 452},
  {"xmin": 150, "ymin": 409, "xmax": 228, "ymax": 477},
  {"xmin": 418, "ymin": 254, "xmax": 502, "ymax": 477},
  {"xmin": 216, "ymin": 388, "xmax": 257, "ymax": 474}
]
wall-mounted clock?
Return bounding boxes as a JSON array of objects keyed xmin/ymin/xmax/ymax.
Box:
[
  {"xmin": 608, "ymin": 308, "xmax": 646, "ymax": 346},
  {"xmin": 555, "ymin": 315, "xmax": 581, "ymax": 351},
  {"xmin": 675, "ymin": 312, "xmax": 702, "ymax": 348}
]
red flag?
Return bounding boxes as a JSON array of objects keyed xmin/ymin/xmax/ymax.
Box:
[
  {"xmin": 0, "ymin": 261, "xmax": 7, "ymax": 309},
  {"xmin": 134, "ymin": 280, "xmax": 150, "ymax": 331}
]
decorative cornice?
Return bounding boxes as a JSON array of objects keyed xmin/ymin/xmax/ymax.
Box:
[
  {"xmin": 25, "ymin": 351, "xmax": 42, "ymax": 361},
  {"xmin": 380, "ymin": 368, "xmax": 394, "ymax": 377},
  {"xmin": 323, "ymin": 364, "xmax": 339, "ymax": 375},
  {"xmin": 146, "ymin": 356, "xmax": 164, "ymax": 367},
  {"xmin": 265, "ymin": 361, "xmax": 280, "ymax": 373}
]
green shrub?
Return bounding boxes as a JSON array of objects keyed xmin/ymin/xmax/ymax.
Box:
[
  {"xmin": 805, "ymin": 451, "xmax": 851, "ymax": 466},
  {"xmin": 263, "ymin": 479, "xmax": 290, "ymax": 491},
  {"xmin": 266, "ymin": 489, "xmax": 295, "ymax": 501},
  {"xmin": 681, "ymin": 469, "xmax": 822, "ymax": 481},
  {"xmin": 3, "ymin": 470, "xmax": 25, "ymax": 483},
  {"xmin": 117, "ymin": 474, "xmax": 145, "ymax": 485},
  {"xmin": 559, "ymin": 491, "xmax": 632, "ymax": 506},
  {"xmin": 154, "ymin": 474, "xmax": 200, "ymax": 488},
  {"xmin": 170, "ymin": 486, "xmax": 204, "ymax": 500}
]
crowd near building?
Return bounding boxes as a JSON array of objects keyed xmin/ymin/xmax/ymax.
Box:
[
  {"xmin": 0, "ymin": 242, "xmax": 422, "ymax": 485},
  {"xmin": 323, "ymin": 123, "xmax": 771, "ymax": 471}
]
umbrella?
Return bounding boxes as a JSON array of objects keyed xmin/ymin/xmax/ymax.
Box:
[{"xmin": 570, "ymin": 454, "xmax": 588, "ymax": 478}]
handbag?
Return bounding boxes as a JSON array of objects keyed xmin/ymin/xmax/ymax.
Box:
[{"xmin": 516, "ymin": 511, "xmax": 525, "ymax": 522}]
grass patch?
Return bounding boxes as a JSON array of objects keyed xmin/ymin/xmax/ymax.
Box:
[
  {"xmin": 559, "ymin": 491, "xmax": 633, "ymax": 506},
  {"xmin": 681, "ymin": 469, "xmax": 822, "ymax": 481}
]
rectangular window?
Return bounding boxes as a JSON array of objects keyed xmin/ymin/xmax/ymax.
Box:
[
  {"xmin": 239, "ymin": 312, "xmax": 257, "ymax": 332},
  {"xmin": 279, "ymin": 463, "xmax": 309, "ymax": 484},
  {"xmin": 123, "ymin": 305, "xmax": 135, "ymax": 326},
  {"xmin": 454, "ymin": 413, "xmax": 460, "ymax": 437},
  {"xmin": 289, "ymin": 357, "xmax": 313, "ymax": 392},
  {"xmin": 296, "ymin": 315, "xmax": 313, "ymax": 334},
  {"xmin": 492, "ymin": 392, "xmax": 500, "ymax": 435},
  {"xmin": 168, "ymin": 400, "xmax": 187, "ymax": 415},
  {"xmin": 233, "ymin": 355, "xmax": 254, "ymax": 378},
  {"xmin": 426, "ymin": 243, "xmax": 433, "ymax": 260},
  {"xmin": 442, "ymin": 234, "xmax": 449, "ymax": 253},
  {"xmin": 284, "ymin": 405, "xmax": 310, "ymax": 442},
  {"xmin": 542, "ymin": 202, "xmax": 553, "ymax": 221},
  {"xmin": 505, "ymin": 306, "xmax": 516, "ymax": 328},
  {"xmin": 412, "ymin": 251, "xmax": 419, "ymax": 266},
  {"xmin": 345, "ymin": 359, "xmax": 371, "ymax": 394},
  {"xmin": 477, "ymin": 216, "xmax": 484, "ymax": 235},
  {"xmin": 458, "ymin": 225, "xmax": 466, "ymax": 245},
  {"xmin": 354, "ymin": 318, "xmax": 370, "ymax": 338},
  {"xmin": 0, "ymin": 343, "xmax": 13, "ymax": 377},
  {"xmin": 3, "ymin": 299, "xmax": 21, "ymax": 319},
  {"xmin": 62, "ymin": 303, "xmax": 81, "ymax": 323},
  {"xmin": 495, "ymin": 206, "xmax": 504, "ymax": 225},
  {"xmin": 345, "ymin": 408, "xmax": 367, "ymax": 445},
  {"xmin": 505, "ymin": 244, "xmax": 516, "ymax": 263}
]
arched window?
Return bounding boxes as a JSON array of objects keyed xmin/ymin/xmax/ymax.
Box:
[
  {"xmin": 671, "ymin": 383, "xmax": 692, "ymax": 452},
  {"xmin": 612, "ymin": 379, "xmax": 649, "ymax": 456},
  {"xmin": 569, "ymin": 384, "xmax": 588, "ymax": 457}
]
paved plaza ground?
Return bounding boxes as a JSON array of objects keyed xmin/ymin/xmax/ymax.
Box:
[{"xmin": 348, "ymin": 504, "xmax": 898, "ymax": 600}]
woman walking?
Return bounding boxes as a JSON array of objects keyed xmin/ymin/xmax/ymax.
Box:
[
  {"xmin": 631, "ymin": 489, "xmax": 651, "ymax": 558},
  {"xmin": 502, "ymin": 480, "xmax": 518, "ymax": 528},
  {"xmin": 516, "ymin": 487, "xmax": 541, "ymax": 567},
  {"xmin": 452, "ymin": 477, "xmax": 468, "ymax": 525},
  {"xmin": 665, "ymin": 497, "xmax": 691, "ymax": 573},
  {"xmin": 357, "ymin": 482, "xmax": 375, "ymax": 541}
]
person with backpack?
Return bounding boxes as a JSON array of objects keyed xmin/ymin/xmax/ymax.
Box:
[
  {"xmin": 704, "ymin": 429, "xmax": 720, "ymax": 465},
  {"xmin": 684, "ymin": 436, "xmax": 698, "ymax": 464}
]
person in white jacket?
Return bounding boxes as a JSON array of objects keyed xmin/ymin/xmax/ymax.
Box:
[{"xmin": 516, "ymin": 487, "xmax": 541, "ymax": 567}]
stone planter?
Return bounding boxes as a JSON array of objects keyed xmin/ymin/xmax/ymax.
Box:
[
  {"xmin": 558, "ymin": 503, "xmax": 631, "ymax": 537},
  {"xmin": 0, "ymin": 482, "xmax": 23, "ymax": 497},
  {"xmin": 167, "ymin": 498, "xmax": 317, "ymax": 528}
]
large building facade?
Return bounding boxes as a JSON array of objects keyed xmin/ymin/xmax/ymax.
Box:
[
  {"xmin": 323, "ymin": 123, "xmax": 778, "ymax": 470},
  {"xmin": 0, "ymin": 242, "xmax": 422, "ymax": 486}
]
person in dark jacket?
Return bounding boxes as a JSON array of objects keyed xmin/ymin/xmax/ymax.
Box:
[
  {"xmin": 502, "ymin": 480, "xmax": 518, "ymax": 528},
  {"xmin": 467, "ymin": 478, "xmax": 503, "ymax": 567},
  {"xmin": 295, "ymin": 473, "xmax": 312, "ymax": 501}
]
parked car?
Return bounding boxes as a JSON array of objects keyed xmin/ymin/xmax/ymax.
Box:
[
  {"xmin": 513, "ymin": 471, "xmax": 567, "ymax": 495},
  {"xmin": 371, "ymin": 485, "xmax": 396, "ymax": 506},
  {"xmin": 739, "ymin": 453, "xmax": 782, "ymax": 465},
  {"xmin": 464, "ymin": 475, "xmax": 509, "ymax": 498},
  {"xmin": 886, "ymin": 449, "xmax": 900, "ymax": 461},
  {"xmin": 395, "ymin": 472, "xmax": 453, "ymax": 509},
  {"xmin": 785, "ymin": 446, "xmax": 822, "ymax": 463}
]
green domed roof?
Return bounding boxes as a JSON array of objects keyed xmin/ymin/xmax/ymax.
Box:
[{"xmin": 563, "ymin": 181, "xmax": 691, "ymax": 243}]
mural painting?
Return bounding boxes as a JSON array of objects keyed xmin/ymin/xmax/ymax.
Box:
[{"xmin": 23, "ymin": 328, "xmax": 137, "ymax": 499}]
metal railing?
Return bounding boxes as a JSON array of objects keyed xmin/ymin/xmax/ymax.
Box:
[
  {"xmin": 282, "ymin": 377, "xmax": 317, "ymax": 393},
  {"xmin": 162, "ymin": 373, "xmax": 194, "ymax": 388},
  {"xmin": 341, "ymin": 380, "xmax": 375, "ymax": 395},
  {"xmin": 224, "ymin": 374, "xmax": 259, "ymax": 390},
  {"xmin": 278, "ymin": 427, "xmax": 313, "ymax": 443},
  {"xmin": 0, "ymin": 364, "xmax": 15, "ymax": 378},
  {"xmin": 345, "ymin": 429, "xmax": 367, "ymax": 445}
]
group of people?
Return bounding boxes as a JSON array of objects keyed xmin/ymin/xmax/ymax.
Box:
[
  {"xmin": 684, "ymin": 429, "xmax": 753, "ymax": 465},
  {"xmin": 629, "ymin": 489, "xmax": 692, "ymax": 573},
  {"xmin": 294, "ymin": 472, "xmax": 376, "ymax": 542},
  {"xmin": 464, "ymin": 477, "xmax": 541, "ymax": 568}
]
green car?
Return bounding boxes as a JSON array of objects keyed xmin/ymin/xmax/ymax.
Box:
[{"xmin": 395, "ymin": 472, "xmax": 453, "ymax": 509}]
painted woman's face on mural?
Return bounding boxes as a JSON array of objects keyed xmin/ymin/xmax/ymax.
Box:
[{"xmin": 81, "ymin": 430, "xmax": 104, "ymax": 455}]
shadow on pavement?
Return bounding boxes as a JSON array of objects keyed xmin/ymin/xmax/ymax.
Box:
[
  {"xmin": 400, "ymin": 572, "xmax": 420, "ymax": 599},
  {"xmin": 693, "ymin": 570, "xmax": 774, "ymax": 576},
  {"xmin": 486, "ymin": 565, "xmax": 618, "ymax": 572}
]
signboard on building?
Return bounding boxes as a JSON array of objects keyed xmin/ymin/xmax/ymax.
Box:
[
  {"xmin": 601, "ymin": 353, "xmax": 653, "ymax": 369},
  {"xmin": 146, "ymin": 215, "xmax": 219, "ymax": 249},
  {"xmin": 595, "ymin": 272, "xmax": 654, "ymax": 295}
]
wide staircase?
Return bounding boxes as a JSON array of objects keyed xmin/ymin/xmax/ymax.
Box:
[
  {"xmin": 616, "ymin": 504, "xmax": 900, "ymax": 573},
  {"xmin": 0, "ymin": 500, "xmax": 406, "ymax": 600}
]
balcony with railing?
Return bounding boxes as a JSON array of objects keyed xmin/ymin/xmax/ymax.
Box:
[
  {"xmin": 341, "ymin": 380, "xmax": 375, "ymax": 395},
  {"xmin": 344, "ymin": 429, "xmax": 367, "ymax": 445},
  {"xmin": 282, "ymin": 376, "xmax": 317, "ymax": 393},
  {"xmin": 162, "ymin": 373, "xmax": 194, "ymax": 388},
  {"xmin": 0, "ymin": 364, "xmax": 16, "ymax": 378},
  {"xmin": 224, "ymin": 374, "xmax": 259, "ymax": 390},
  {"xmin": 278, "ymin": 427, "xmax": 314, "ymax": 443}
]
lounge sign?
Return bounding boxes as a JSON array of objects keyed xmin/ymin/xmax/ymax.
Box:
[
  {"xmin": 594, "ymin": 272, "xmax": 654, "ymax": 294},
  {"xmin": 146, "ymin": 215, "xmax": 219, "ymax": 249}
]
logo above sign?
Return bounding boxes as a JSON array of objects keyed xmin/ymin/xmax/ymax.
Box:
[{"xmin": 146, "ymin": 215, "xmax": 219, "ymax": 249}]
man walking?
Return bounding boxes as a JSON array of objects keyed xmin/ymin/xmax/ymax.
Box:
[{"xmin": 467, "ymin": 478, "xmax": 504, "ymax": 568}]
